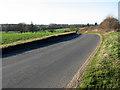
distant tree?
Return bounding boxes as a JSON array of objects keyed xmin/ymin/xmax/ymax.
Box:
[
  {"xmin": 87, "ymin": 23, "xmax": 89, "ymax": 26},
  {"xmin": 24, "ymin": 24, "xmax": 29, "ymax": 32},
  {"xmin": 5, "ymin": 24, "xmax": 10, "ymax": 33},
  {"xmin": 16, "ymin": 23, "xmax": 23, "ymax": 33},
  {"xmin": 95, "ymin": 22, "xmax": 97, "ymax": 26},
  {"xmin": 16, "ymin": 23, "xmax": 27, "ymax": 33},
  {"xmin": 47, "ymin": 24, "xmax": 56, "ymax": 33},
  {"xmin": 33, "ymin": 24, "xmax": 38, "ymax": 32},
  {"xmin": 29, "ymin": 22, "xmax": 34, "ymax": 33}
]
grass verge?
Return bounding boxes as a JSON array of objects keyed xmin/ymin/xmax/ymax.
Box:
[
  {"xmin": 1, "ymin": 27, "xmax": 79, "ymax": 48},
  {"xmin": 78, "ymin": 31, "xmax": 120, "ymax": 88},
  {"xmin": 1, "ymin": 31, "xmax": 75, "ymax": 48},
  {"xmin": 1, "ymin": 28, "xmax": 71, "ymax": 44}
]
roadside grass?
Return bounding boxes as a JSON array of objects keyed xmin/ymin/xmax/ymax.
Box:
[{"xmin": 78, "ymin": 31, "xmax": 120, "ymax": 88}]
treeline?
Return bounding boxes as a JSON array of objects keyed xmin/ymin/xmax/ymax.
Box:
[{"xmin": 1, "ymin": 22, "xmax": 96, "ymax": 33}]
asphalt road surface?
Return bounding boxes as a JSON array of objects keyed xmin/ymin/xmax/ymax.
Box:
[{"xmin": 2, "ymin": 34, "xmax": 100, "ymax": 88}]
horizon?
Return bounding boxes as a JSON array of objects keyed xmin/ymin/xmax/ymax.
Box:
[{"xmin": 0, "ymin": 0, "xmax": 118, "ymax": 25}]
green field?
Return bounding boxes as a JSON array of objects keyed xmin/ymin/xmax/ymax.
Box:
[
  {"xmin": 78, "ymin": 31, "xmax": 120, "ymax": 88},
  {"xmin": 1, "ymin": 28, "xmax": 73, "ymax": 45}
]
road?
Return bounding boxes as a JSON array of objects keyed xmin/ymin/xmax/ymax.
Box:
[{"xmin": 2, "ymin": 34, "xmax": 100, "ymax": 88}]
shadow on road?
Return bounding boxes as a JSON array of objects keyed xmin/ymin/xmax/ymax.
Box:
[{"xmin": 2, "ymin": 34, "xmax": 82, "ymax": 58}]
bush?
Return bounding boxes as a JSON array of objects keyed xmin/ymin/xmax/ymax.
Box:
[{"xmin": 100, "ymin": 16, "xmax": 119, "ymax": 32}]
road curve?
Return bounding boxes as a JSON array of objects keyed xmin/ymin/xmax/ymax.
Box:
[{"xmin": 2, "ymin": 34, "xmax": 100, "ymax": 88}]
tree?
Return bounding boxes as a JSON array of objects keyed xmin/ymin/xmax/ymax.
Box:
[
  {"xmin": 24, "ymin": 24, "xmax": 29, "ymax": 32},
  {"xmin": 95, "ymin": 22, "xmax": 97, "ymax": 26},
  {"xmin": 5, "ymin": 24, "xmax": 10, "ymax": 33},
  {"xmin": 29, "ymin": 22, "xmax": 34, "ymax": 33},
  {"xmin": 47, "ymin": 24, "xmax": 56, "ymax": 33},
  {"xmin": 16, "ymin": 23, "xmax": 24, "ymax": 33},
  {"xmin": 87, "ymin": 23, "xmax": 89, "ymax": 26}
]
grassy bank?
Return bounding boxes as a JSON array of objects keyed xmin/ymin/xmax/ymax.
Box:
[
  {"xmin": 78, "ymin": 31, "xmax": 120, "ymax": 88},
  {"xmin": 1, "ymin": 28, "xmax": 78, "ymax": 48},
  {"xmin": 2, "ymin": 28, "xmax": 71, "ymax": 45}
]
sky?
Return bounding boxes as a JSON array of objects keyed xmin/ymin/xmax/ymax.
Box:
[{"xmin": 0, "ymin": 0, "xmax": 119, "ymax": 24}]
